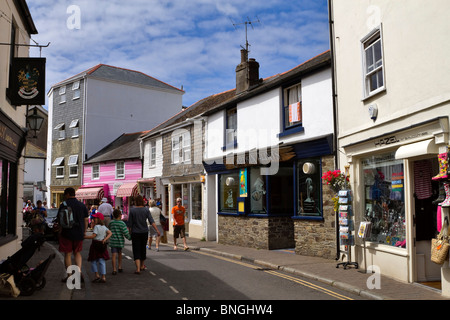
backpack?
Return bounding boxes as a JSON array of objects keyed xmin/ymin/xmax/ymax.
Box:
[{"xmin": 58, "ymin": 201, "xmax": 75, "ymax": 229}]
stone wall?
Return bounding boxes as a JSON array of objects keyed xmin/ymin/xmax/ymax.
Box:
[
  {"xmin": 218, "ymin": 215, "xmax": 294, "ymax": 250},
  {"xmin": 294, "ymin": 155, "xmax": 337, "ymax": 260}
]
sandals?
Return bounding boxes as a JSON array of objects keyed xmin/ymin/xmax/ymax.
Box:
[{"xmin": 92, "ymin": 277, "xmax": 106, "ymax": 283}]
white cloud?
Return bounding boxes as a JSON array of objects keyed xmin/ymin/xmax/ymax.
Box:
[{"xmin": 27, "ymin": 0, "xmax": 329, "ymax": 107}]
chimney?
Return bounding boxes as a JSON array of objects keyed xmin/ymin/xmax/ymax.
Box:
[{"xmin": 235, "ymin": 49, "xmax": 260, "ymax": 95}]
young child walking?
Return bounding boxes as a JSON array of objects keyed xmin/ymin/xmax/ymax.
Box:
[
  {"xmin": 109, "ymin": 209, "xmax": 131, "ymax": 275},
  {"xmin": 85, "ymin": 212, "xmax": 112, "ymax": 283}
]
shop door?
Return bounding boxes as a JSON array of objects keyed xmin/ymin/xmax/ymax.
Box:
[{"xmin": 414, "ymin": 159, "xmax": 441, "ymax": 283}]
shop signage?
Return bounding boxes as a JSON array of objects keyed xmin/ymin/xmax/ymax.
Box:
[
  {"xmin": 0, "ymin": 109, "xmax": 27, "ymax": 162},
  {"xmin": 374, "ymin": 131, "xmax": 430, "ymax": 148},
  {"xmin": 7, "ymin": 57, "xmax": 46, "ymax": 106}
]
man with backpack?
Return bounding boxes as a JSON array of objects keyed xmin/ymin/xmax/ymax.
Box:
[{"xmin": 58, "ymin": 187, "xmax": 89, "ymax": 283}]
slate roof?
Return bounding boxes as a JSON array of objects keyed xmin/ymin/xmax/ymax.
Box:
[
  {"xmin": 84, "ymin": 130, "xmax": 149, "ymax": 164},
  {"xmin": 50, "ymin": 64, "xmax": 184, "ymax": 94}
]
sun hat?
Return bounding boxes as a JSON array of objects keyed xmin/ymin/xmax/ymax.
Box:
[{"xmin": 92, "ymin": 212, "xmax": 105, "ymax": 220}]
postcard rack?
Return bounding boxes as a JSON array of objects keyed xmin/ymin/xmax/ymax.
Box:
[{"xmin": 336, "ymin": 190, "xmax": 359, "ymax": 269}]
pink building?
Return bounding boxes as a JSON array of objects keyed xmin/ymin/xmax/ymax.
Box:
[{"xmin": 76, "ymin": 131, "xmax": 147, "ymax": 217}]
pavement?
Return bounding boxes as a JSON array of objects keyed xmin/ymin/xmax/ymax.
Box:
[{"xmin": 1, "ymin": 228, "xmax": 449, "ymax": 301}]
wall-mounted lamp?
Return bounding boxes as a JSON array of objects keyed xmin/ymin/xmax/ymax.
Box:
[{"xmin": 26, "ymin": 108, "xmax": 44, "ymax": 138}]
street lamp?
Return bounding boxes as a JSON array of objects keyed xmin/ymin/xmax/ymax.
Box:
[{"xmin": 26, "ymin": 107, "xmax": 44, "ymax": 138}]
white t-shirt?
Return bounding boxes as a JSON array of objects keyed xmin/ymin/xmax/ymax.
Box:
[{"xmin": 93, "ymin": 224, "xmax": 108, "ymax": 241}]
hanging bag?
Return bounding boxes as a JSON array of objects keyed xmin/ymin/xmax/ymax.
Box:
[{"xmin": 431, "ymin": 217, "xmax": 450, "ymax": 264}]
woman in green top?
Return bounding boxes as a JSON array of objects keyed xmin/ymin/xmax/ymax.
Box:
[{"xmin": 109, "ymin": 209, "xmax": 131, "ymax": 275}]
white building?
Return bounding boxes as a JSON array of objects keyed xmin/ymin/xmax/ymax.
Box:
[
  {"xmin": 46, "ymin": 64, "xmax": 184, "ymax": 206},
  {"xmin": 202, "ymin": 50, "xmax": 337, "ymax": 254},
  {"xmin": 329, "ymin": 0, "xmax": 450, "ymax": 291}
]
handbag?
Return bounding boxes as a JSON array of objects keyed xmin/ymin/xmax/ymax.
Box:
[{"xmin": 431, "ymin": 217, "xmax": 450, "ymax": 264}]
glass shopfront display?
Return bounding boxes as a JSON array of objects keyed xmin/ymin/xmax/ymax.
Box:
[
  {"xmin": 362, "ymin": 152, "xmax": 406, "ymax": 247},
  {"xmin": 219, "ymin": 172, "xmax": 240, "ymax": 213},
  {"xmin": 297, "ymin": 158, "xmax": 322, "ymax": 216}
]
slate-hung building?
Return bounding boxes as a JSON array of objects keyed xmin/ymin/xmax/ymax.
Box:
[
  {"xmin": 0, "ymin": 0, "xmax": 39, "ymax": 257},
  {"xmin": 202, "ymin": 50, "xmax": 337, "ymax": 256},
  {"xmin": 330, "ymin": 0, "xmax": 450, "ymax": 291},
  {"xmin": 46, "ymin": 64, "xmax": 184, "ymax": 206}
]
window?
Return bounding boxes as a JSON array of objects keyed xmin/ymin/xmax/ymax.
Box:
[
  {"xmin": 116, "ymin": 161, "xmax": 125, "ymax": 179},
  {"xmin": 191, "ymin": 183, "xmax": 202, "ymax": 220},
  {"xmin": 52, "ymin": 157, "xmax": 65, "ymax": 179},
  {"xmin": 224, "ymin": 107, "xmax": 237, "ymax": 149},
  {"xmin": 56, "ymin": 166, "xmax": 64, "ymax": 178},
  {"xmin": 219, "ymin": 172, "xmax": 240, "ymax": 213},
  {"xmin": 362, "ymin": 26, "xmax": 385, "ymax": 97},
  {"xmin": 72, "ymin": 81, "xmax": 80, "ymax": 100},
  {"xmin": 297, "ymin": 158, "xmax": 322, "ymax": 217},
  {"xmin": 52, "ymin": 157, "xmax": 64, "ymax": 167},
  {"xmin": 59, "ymin": 86, "xmax": 66, "ymax": 104},
  {"xmin": 69, "ymin": 119, "xmax": 79, "ymax": 138},
  {"xmin": 283, "ymin": 83, "xmax": 302, "ymax": 129},
  {"xmin": 68, "ymin": 155, "xmax": 78, "ymax": 177},
  {"xmin": 92, "ymin": 164, "xmax": 100, "ymax": 180},
  {"xmin": 171, "ymin": 131, "xmax": 191, "ymax": 164},
  {"xmin": 250, "ymin": 167, "xmax": 267, "ymax": 214},
  {"xmin": 362, "ymin": 152, "xmax": 405, "ymax": 247},
  {"xmin": 55, "ymin": 123, "xmax": 65, "ymax": 140},
  {"xmin": 269, "ymin": 164, "xmax": 294, "ymax": 214},
  {"xmin": 149, "ymin": 141, "xmax": 156, "ymax": 167}
]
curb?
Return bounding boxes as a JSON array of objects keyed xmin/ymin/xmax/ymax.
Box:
[{"xmin": 196, "ymin": 246, "xmax": 391, "ymax": 300}]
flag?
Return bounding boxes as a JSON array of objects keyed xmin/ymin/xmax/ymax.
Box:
[{"xmin": 289, "ymin": 102, "xmax": 301, "ymax": 123}]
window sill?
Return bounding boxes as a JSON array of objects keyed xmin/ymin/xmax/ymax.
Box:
[
  {"xmin": 362, "ymin": 87, "xmax": 386, "ymax": 102},
  {"xmin": 292, "ymin": 215, "xmax": 324, "ymax": 222},
  {"xmin": 277, "ymin": 125, "xmax": 304, "ymax": 138}
]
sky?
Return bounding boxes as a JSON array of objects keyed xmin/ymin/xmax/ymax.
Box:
[{"xmin": 27, "ymin": 0, "xmax": 330, "ymax": 108}]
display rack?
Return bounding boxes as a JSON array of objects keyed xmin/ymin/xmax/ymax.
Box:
[{"xmin": 336, "ymin": 189, "xmax": 358, "ymax": 269}]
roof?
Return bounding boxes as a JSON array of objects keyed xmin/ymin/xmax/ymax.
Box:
[
  {"xmin": 50, "ymin": 64, "xmax": 184, "ymax": 94},
  {"xmin": 140, "ymin": 88, "xmax": 236, "ymax": 140},
  {"xmin": 84, "ymin": 130, "xmax": 149, "ymax": 164},
  {"xmin": 16, "ymin": 0, "xmax": 38, "ymax": 34},
  {"xmin": 202, "ymin": 50, "xmax": 331, "ymax": 116}
]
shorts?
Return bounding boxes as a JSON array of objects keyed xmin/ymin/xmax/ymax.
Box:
[
  {"xmin": 149, "ymin": 224, "xmax": 164, "ymax": 238},
  {"xmin": 173, "ymin": 225, "xmax": 185, "ymax": 238},
  {"xmin": 59, "ymin": 235, "xmax": 83, "ymax": 253},
  {"xmin": 110, "ymin": 247, "xmax": 122, "ymax": 254}
]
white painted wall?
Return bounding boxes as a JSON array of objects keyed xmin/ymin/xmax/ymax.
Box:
[{"xmin": 84, "ymin": 77, "xmax": 183, "ymax": 159}]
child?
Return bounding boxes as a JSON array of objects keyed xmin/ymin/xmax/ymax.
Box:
[
  {"xmin": 109, "ymin": 209, "xmax": 131, "ymax": 275},
  {"xmin": 85, "ymin": 212, "xmax": 112, "ymax": 283}
]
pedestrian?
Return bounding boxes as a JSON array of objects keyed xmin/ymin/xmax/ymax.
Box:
[
  {"xmin": 85, "ymin": 212, "xmax": 112, "ymax": 283},
  {"xmin": 148, "ymin": 200, "xmax": 164, "ymax": 251},
  {"xmin": 128, "ymin": 195, "xmax": 160, "ymax": 274},
  {"xmin": 109, "ymin": 209, "xmax": 131, "ymax": 275},
  {"xmin": 172, "ymin": 197, "xmax": 189, "ymax": 251},
  {"xmin": 58, "ymin": 187, "xmax": 89, "ymax": 283},
  {"xmin": 98, "ymin": 197, "xmax": 113, "ymax": 227},
  {"xmin": 30, "ymin": 200, "xmax": 47, "ymax": 233}
]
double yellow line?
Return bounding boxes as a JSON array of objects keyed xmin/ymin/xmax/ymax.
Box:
[{"xmin": 194, "ymin": 250, "xmax": 353, "ymax": 300}]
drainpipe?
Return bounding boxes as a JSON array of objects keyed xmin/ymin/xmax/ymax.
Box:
[{"xmin": 328, "ymin": 0, "xmax": 341, "ymax": 261}]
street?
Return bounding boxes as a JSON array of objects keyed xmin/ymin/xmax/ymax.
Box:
[{"xmin": 62, "ymin": 234, "xmax": 364, "ymax": 301}]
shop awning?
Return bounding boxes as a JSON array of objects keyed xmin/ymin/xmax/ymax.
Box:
[
  {"xmin": 75, "ymin": 186, "xmax": 104, "ymax": 200},
  {"xmin": 116, "ymin": 183, "xmax": 138, "ymax": 198},
  {"xmin": 395, "ymin": 139, "xmax": 439, "ymax": 160}
]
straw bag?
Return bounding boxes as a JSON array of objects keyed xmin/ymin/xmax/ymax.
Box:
[{"xmin": 431, "ymin": 217, "xmax": 450, "ymax": 264}]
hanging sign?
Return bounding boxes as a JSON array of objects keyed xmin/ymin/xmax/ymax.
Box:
[{"xmin": 7, "ymin": 57, "xmax": 46, "ymax": 106}]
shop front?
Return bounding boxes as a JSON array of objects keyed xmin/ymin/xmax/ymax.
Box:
[
  {"xmin": 75, "ymin": 184, "xmax": 109, "ymax": 207},
  {"xmin": 114, "ymin": 182, "xmax": 138, "ymax": 219},
  {"xmin": 343, "ymin": 117, "xmax": 449, "ymax": 284},
  {"xmin": 163, "ymin": 175, "xmax": 204, "ymax": 239},
  {"xmin": 204, "ymin": 135, "xmax": 337, "ymax": 256},
  {"xmin": 0, "ymin": 109, "xmax": 27, "ymax": 253}
]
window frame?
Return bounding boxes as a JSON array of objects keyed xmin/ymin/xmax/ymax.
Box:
[
  {"xmin": 69, "ymin": 119, "xmax": 79, "ymax": 138},
  {"xmin": 116, "ymin": 161, "xmax": 125, "ymax": 179},
  {"xmin": 92, "ymin": 164, "xmax": 100, "ymax": 180},
  {"xmin": 149, "ymin": 140, "xmax": 156, "ymax": 167},
  {"xmin": 361, "ymin": 25, "xmax": 386, "ymax": 99},
  {"xmin": 223, "ymin": 106, "xmax": 237, "ymax": 150},
  {"xmin": 171, "ymin": 131, "xmax": 191, "ymax": 164},
  {"xmin": 278, "ymin": 81, "xmax": 305, "ymax": 138}
]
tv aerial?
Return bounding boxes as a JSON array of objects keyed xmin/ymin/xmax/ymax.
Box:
[{"xmin": 230, "ymin": 16, "xmax": 261, "ymax": 54}]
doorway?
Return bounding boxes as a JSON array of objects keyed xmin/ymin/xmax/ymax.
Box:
[{"xmin": 414, "ymin": 158, "xmax": 441, "ymax": 288}]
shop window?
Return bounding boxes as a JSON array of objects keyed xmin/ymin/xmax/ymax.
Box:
[
  {"xmin": 362, "ymin": 152, "xmax": 406, "ymax": 247},
  {"xmin": 362, "ymin": 26, "xmax": 385, "ymax": 98},
  {"xmin": 191, "ymin": 183, "xmax": 202, "ymax": 220},
  {"xmin": 250, "ymin": 167, "xmax": 267, "ymax": 214},
  {"xmin": 297, "ymin": 158, "xmax": 322, "ymax": 217},
  {"xmin": 219, "ymin": 172, "xmax": 240, "ymax": 213}
]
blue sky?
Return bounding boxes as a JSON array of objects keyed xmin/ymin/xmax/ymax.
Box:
[{"xmin": 27, "ymin": 0, "xmax": 330, "ymax": 108}]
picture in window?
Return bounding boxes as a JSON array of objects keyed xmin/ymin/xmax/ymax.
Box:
[{"xmin": 297, "ymin": 159, "xmax": 322, "ymax": 216}]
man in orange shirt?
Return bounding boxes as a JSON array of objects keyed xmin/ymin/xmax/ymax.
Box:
[{"xmin": 172, "ymin": 198, "xmax": 189, "ymax": 251}]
